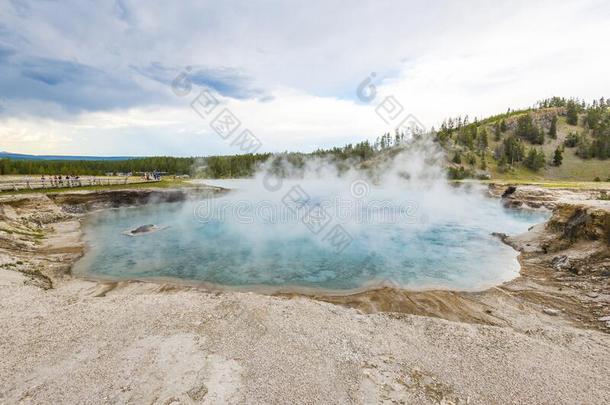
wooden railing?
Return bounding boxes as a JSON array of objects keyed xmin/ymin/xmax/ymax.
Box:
[{"xmin": 0, "ymin": 177, "xmax": 160, "ymax": 192}]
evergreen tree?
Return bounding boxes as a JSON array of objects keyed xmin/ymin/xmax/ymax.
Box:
[
  {"xmin": 480, "ymin": 155, "xmax": 487, "ymax": 170},
  {"xmin": 552, "ymin": 147, "xmax": 563, "ymax": 166},
  {"xmin": 503, "ymin": 135, "xmax": 525, "ymax": 164},
  {"xmin": 477, "ymin": 128, "xmax": 489, "ymax": 154},
  {"xmin": 566, "ymin": 100, "xmax": 579, "ymax": 125},
  {"xmin": 549, "ymin": 115, "xmax": 557, "ymax": 139},
  {"xmin": 524, "ymin": 148, "xmax": 546, "ymax": 171},
  {"xmin": 516, "ymin": 114, "xmax": 544, "ymax": 144},
  {"xmin": 500, "ymin": 119, "xmax": 507, "ymax": 132},
  {"xmin": 466, "ymin": 152, "xmax": 477, "ymax": 166},
  {"xmin": 494, "ymin": 122, "xmax": 502, "ymax": 141},
  {"xmin": 536, "ymin": 126, "xmax": 545, "ymax": 144},
  {"xmin": 497, "ymin": 154, "xmax": 508, "ymax": 172},
  {"xmin": 564, "ymin": 132, "xmax": 579, "ymax": 147}
]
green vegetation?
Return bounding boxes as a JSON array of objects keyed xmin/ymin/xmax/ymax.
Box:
[
  {"xmin": 437, "ymin": 96, "xmax": 609, "ymax": 182},
  {"xmin": 524, "ymin": 148, "xmax": 546, "ymax": 171},
  {"xmin": 566, "ymin": 100, "xmax": 580, "ymax": 125},
  {"xmin": 0, "ymin": 156, "xmax": 196, "ymax": 176},
  {"xmin": 564, "ymin": 132, "xmax": 579, "ymax": 147},
  {"xmin": 448, "ymin": 166, "xmax": 473, "ymax": 180},
  {"xmin": 1, "ymin": 96, "xmax": 608, "ymax": 184},
  {"xmin": 552, "ymin": 147, "xmax": 563, "ymax": 166},
  {"xmin": 549, "ymin": 115, "xmax": 557, "ymax": 139},
  {"xmin": 516, "ymin": 114, "xmax": 544, "ymax": 144}
]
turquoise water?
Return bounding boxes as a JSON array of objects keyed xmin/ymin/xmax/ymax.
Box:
[{"xmin": 74, "ymin": 186, "xmax": 549, "ymax": 292}]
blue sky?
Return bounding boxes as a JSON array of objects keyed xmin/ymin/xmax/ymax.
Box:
[{"xmin": 1, "ymin": 0, "xmax": 609, "ymax": 156}]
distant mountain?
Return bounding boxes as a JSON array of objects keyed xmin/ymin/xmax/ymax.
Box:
[{"xmin": 0, "ymin": 151, "xmax": 137, "ymax": 161}]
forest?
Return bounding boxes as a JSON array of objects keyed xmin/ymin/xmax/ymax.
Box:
[{"xmin": 1, "ymin": 97, "xmax": 609, "ymax": 179}]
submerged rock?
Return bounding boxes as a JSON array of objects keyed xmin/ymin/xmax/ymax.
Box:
[
  {"xmin": 124, "ymin": 224, "xmax": 167, "ymax": 236},
  {"xmin": 132, "ymin": 224, "xmax": 155, "ymax": 234}
]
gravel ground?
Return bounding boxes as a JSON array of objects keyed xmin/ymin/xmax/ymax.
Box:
[
  {"xmin": 1, "ymin": 190, "xmax": 609, "ymax": 404},
  {"xmin": 1, "ymin": 274, "xmax": 609, "ymax": 404}
]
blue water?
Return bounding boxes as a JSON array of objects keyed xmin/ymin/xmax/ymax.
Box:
[{"xmin": 74, "ymin": 186, "xmax": 549, "ymax": 292}]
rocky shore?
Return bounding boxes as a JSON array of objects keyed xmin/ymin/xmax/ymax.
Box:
[
  {"xmin": 1, "ymin": 184, "xmax": 609, "ymax": 404},
  {"xmin": 317, "ymin": 190, "xmax": 610, "ymax": 333}
]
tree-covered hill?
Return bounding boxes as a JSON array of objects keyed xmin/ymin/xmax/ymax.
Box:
[
  {"xmin": 1, "ymin": 97, "xmax": 608, "ymax": 181},
  {"xmin": 436, "ymin": 97, "xmax": 609, "ymax": 181}
]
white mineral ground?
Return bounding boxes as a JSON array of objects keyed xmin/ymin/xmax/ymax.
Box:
[{"xmin": 0, "ymin": 185, "xmax": 609, "ymax": 404}]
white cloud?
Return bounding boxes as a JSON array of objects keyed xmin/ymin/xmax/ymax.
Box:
[{"xmin": 1, "ymin": 0, "xmax": 609, "ymax": 155}]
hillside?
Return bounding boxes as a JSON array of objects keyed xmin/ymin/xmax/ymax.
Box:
[
  {"xmin": 436, "ymin": 97, "xmax": 610, "ymax": 182},
  {"xmin": 1, "ymin": 97, "xmax": 608, "ymax": 182}
]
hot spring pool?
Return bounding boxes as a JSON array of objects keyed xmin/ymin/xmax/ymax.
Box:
[{"xmin": 73, "ymin": 182, "xmax": 549, "ymax": 293}]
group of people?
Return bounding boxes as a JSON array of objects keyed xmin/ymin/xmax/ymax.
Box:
[
  {"xmin": 40, "ymin": 175, "xmax": 82, "ymax": 188},
  {"xmin": 143, "ymin": 171, "xmax": 161, "ymax": 181},
  {"xmin": 28, "ymin": 172, "xmax": 159, "ymax": 189}
]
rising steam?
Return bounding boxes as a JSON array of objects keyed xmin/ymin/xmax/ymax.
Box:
[{"xmin": 76, "ymin": 135, "xmax": 549, "ymax": 292}]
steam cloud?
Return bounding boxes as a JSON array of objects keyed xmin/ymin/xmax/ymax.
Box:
[{"xmin": 77, "ymin": 135, "xmax": 549, "ymax": 292}]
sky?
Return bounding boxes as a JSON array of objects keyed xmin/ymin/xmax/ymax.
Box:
[{"xmin": 1, "ymin": 0, "xmax": 609, "ymax": 156}]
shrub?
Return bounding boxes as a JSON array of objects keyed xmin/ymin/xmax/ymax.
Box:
[
  {"xmin": 447, "ymin": 166, "xmax": 473, "ymax": 180},
  {"xmin": 564, "ymin": 132, "xmax": 579, "ymax": 147},
  {"xmin": 524, "ymin": 148, "xmax": 546, "ymax": 171},
  {"xmin": 552, "ymin": 147, "xmax": 563, "ymax": 166}
]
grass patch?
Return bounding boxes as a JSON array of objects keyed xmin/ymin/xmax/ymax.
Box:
[{"xmin": 454, "ymin": 179, "xmax": 610, "ymax": 189}]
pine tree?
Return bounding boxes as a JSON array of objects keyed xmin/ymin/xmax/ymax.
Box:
[
  {"xmin": 494, "ymin": 122, "xmax": 502, "ymax": 141},
  {"xmin": 480, "ymin": 155, "xmax": 487, "ymax": 170},
  {"xmin": 503, "ymin": 135, "xmax": 525, "ymax": 164},
  {"xmin": 524, "ymin": 148, "xmax": 546, "ymax": 171},
  {"xmin": 552, "ymin": 147, "xmax": 563, "ymax": 166},
  {"xmin": 566, "ymin": 100, "xmax": 579, "ymax": 125},
  {"xmin": 466, "ymin": 152, "xmax": 477, "ymax": 166},
  {"xmin": 564, "ymin": 132, "xmax": 579, "ymax": 147},
  {"xmin": 477, "ymin": 128, "xmax": 489, "ymax": 154},
  {"xmin": 516, "ymin": 114, "xmax": 544, "ymax": 144},
  {"xmin": 549, "ymin": 115, "xmax": 557, "ymax": 139},
  {"xmin": 500, "ymin": 119, "xmax": 507, "ymax": 132}
]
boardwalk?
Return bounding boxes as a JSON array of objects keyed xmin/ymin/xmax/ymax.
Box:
[{"xmin": 0, "ymin": 176, "xmax": 159, "ymax": 192}]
